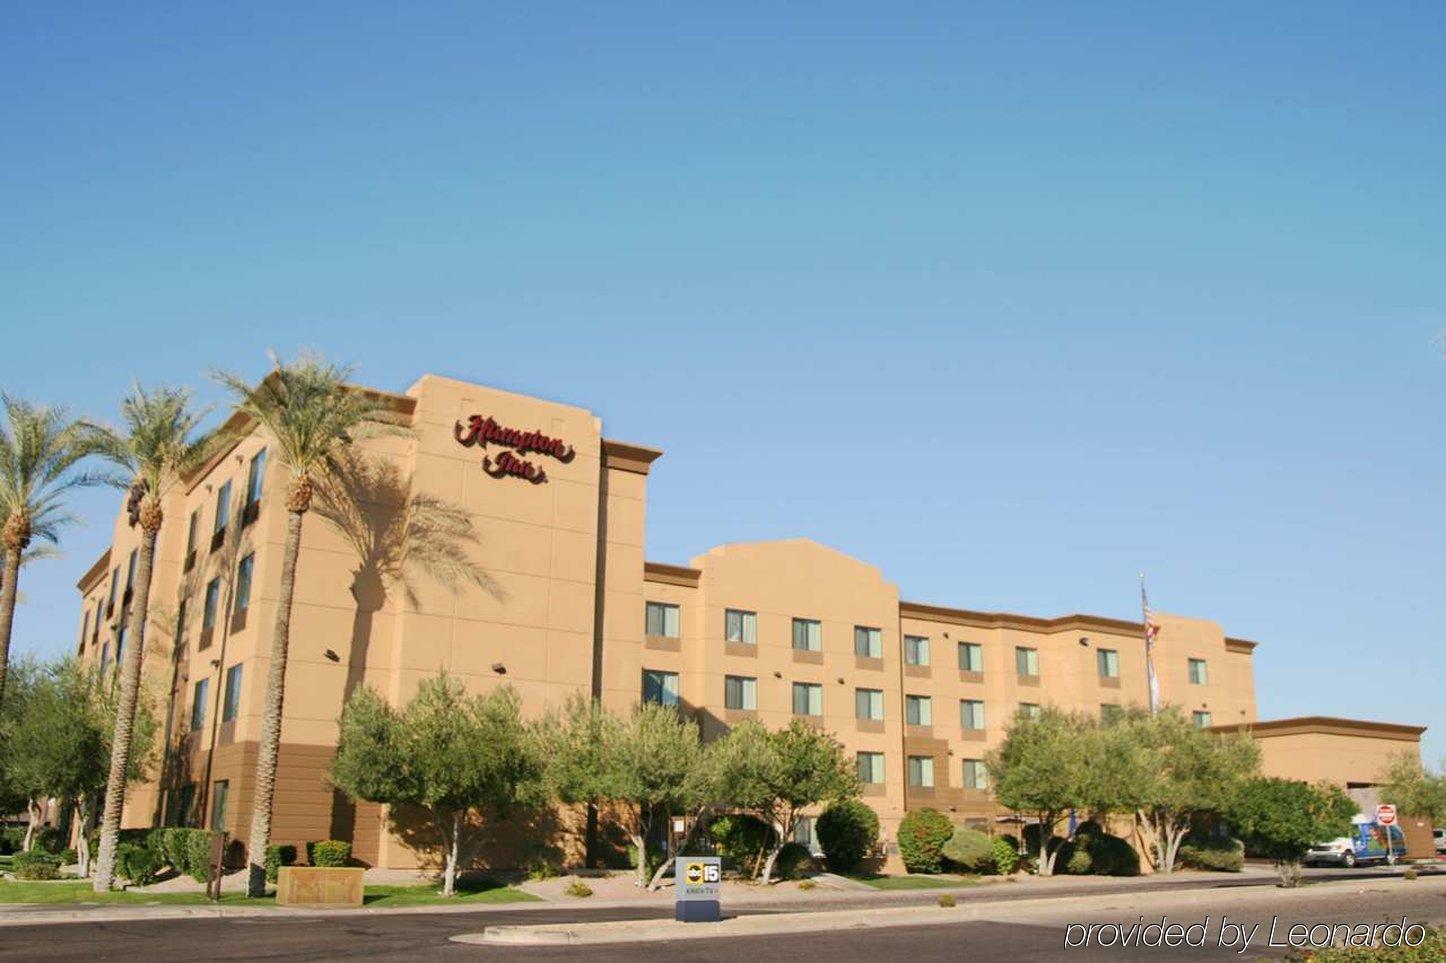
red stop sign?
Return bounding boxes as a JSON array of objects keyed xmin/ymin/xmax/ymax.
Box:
[{"xmin": 1376, "ymin": 804, "xmax": 1397, "ymax": 825}]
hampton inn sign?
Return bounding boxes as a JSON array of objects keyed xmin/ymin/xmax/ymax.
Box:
[{"xmin": 453, "ymin": 413, "xmax": 576, "ymax": 484}]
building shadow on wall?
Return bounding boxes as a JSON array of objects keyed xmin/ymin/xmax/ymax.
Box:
[{"xmin": 314, "ymin": 451, "xmax": 503, "ymax": 846}]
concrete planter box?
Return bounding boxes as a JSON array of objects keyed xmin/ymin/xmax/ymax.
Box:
[{"xmin": 275, "ymin": 866, "xmax": 365, "ymax": 908}]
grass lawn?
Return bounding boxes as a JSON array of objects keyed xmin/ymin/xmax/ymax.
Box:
[
  {"xmin": 0, "ymin": 877, "xmax": 536, "ymax": 908},
  {"xmin": 362, "ymin": 878, "xmax": 539, "ymax": 907},
  {"xmin": 853, "ymin": 874, "xmax": 980, "ymax": 890}
]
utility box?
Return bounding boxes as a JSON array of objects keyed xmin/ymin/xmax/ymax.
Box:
[{"xmin": 275, "ymin": 866, "xmax": 365, "ymax": 908}]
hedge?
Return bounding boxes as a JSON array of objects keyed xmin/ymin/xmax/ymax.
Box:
[
  {"xmin": 308, "ymin": 840, "xmax": 351, "ymax": 868},
  {"xmin": 266, "ymin": 844, "xmax": 299, "ymax": 882},
  {"xmin": 991, "ymin": 836, "xmax": 1021, "ymax": 875},
  {"xmin": 773, "ymin": 841, "xmax": 814, "ymax": 880},
  {"xmin": 1058, "ymin": 830, "xmax": 1140, "ymax": 877},
  {"xmin": 1177, "ymin": 835, "xmax": 1245, "ymax": 872},
  {"xmin": 116, "ymin": 843, "xmax": 164, "ymax": 886},
  {"xmin": 941, "ymin": 828, "xmax": 994, "ymax": 873},
  {"xmin": 710, "ymin": 815, "xmax": 775, "ymax": 875},
  {"xmin": 898, "ymin": 808, "xmax": 953, "ymax": 874},
  {"xmin": 816, "ymin": 800, "xmax": 879, "ymax": 874},
  {"xmin": 13, "ymin": 851, "xmax": 63, "ymax": 880}
]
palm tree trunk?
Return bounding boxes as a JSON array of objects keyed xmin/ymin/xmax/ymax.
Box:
[
  {"xmin": 0, "ymin": 544, "xmax": 22, "ymax": 704},
  {"xmin": 245, "ymin": 508, "xmax": 304, "ymax": 897},
  {"xmin": 93, "ymin": 523, "xmax": 159, "ymax": 891}
]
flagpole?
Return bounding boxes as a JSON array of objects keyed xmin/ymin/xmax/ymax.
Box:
[{"xmin": 1140, "ymin": 573, "xmax": 1160, "ymax": 715}]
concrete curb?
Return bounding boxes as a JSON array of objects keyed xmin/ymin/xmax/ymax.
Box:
[{"xmin": 452, "ymin": 876, "xmax": 1446, "ymax": 946}]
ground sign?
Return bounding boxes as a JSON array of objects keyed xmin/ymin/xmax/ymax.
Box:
[{"xmin": 674, "ymin": 856, "xmax": 721, "ymax": 923}]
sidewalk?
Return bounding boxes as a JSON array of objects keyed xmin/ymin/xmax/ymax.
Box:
[
  {"xmin": 0, "ymin": 867, "xmax": 1280, "ymax": 928},
  {"xmin": 455, "ymin": 875, "xmax": 1446, "ymax": 946}
]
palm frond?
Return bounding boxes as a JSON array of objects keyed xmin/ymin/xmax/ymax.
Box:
[
  {"xmin": 213, "ymin": 350, "xmax": 411, "ymax": 484},
  {"xmin": 80, "ymin": 383, "xmax": 216, "ymax": 501},
  {"xmin": 0, "ymin": 393, "xmax": 104, "ymax": 554}
]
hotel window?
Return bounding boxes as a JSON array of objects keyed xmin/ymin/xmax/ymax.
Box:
[
  {"xmin": 791, "ymin": 618, "xmax": 822, "ymax": 652},
  {"xmin": 99, "ymin": 642, "xmax": 110, "ymax": 676},
  {"xmin": 854, "ymin": 626, "xmax": 882, "ymax": 658},
  {"xmin": 907, "ymin": 755, "xmax": 935, "ymax": 788},
  {"xmin": 1097, "ymin": 649, "xmax": 1119, "ymax": 678},
  {"xmin": 214, "ymin": 480, "xmax": 232, "ymax": 536},
  {"xmin": 191, "ymin": 679, "xmax": 209, "ymax": 732},
  {"xmin": 125, "ymin": 548, "xmax": 137, "ymax": 593},
  {"xmin": 855, "ymin": 688, "xmax": 884, "ymax": 721},
  {"xmin": 1193, "ymin": 710, "xmax": 1213, "ymax": 728},
  {"xmin": 175, "ymin": 596, "xmax": 188, "ymax": 644},
  {"xmin": 725, "ymin": 609, "xmax": 757, "ymax": 645},
  {"xmin": 857, "ymin": 751, "xmax": 885, "ymax": 784},
  {"xmin": 184, "ymin": 509, "xmax": 199, "ymax": 566},
  {"xmin": 961, "ymin": 699, "xmax": 985, "ymax": 731},
  {"xmin": 202, "ymin": 578, "xmax": 221, "ymax": 631},
  {"xmin": 792, "ymin": 682, "xmax": 823, "ymax": 717},
  {"xmin": 234, "ymin": 553, "xmax": 255, "ymax": 612},
  {"xmin": 724, "ymin": 675, "xmax": 756, "ymax": 711},
  {"xmin": 963, "ymin": 759, "xmax": 988, "ymax": 790},
  {"xmin": 1018, "ymin": 702, "xmax": 1041, "ymax": 720},
  {"xmin": 642, "ymin": 669, "xmax": 680, "ymax": 706},
  {"xmin": 905, "ymin": 694, "xmax": 933, "ymax": 726},
  {"xmin": 904, "ymin": 635, "xmax": 930, "ymax": 666},
  {"xmin": 958, "ymin": 642, "xmax": 984, "ymax": 672},
  {"xmin": 645, "ymin": 601, "xmax": 680, "ymax": 638},
  {"xmin": 1100, "ymin": 703, "xmax": 1122, "ymax": 724},
  {"xmin": 80, "ymin": 611, "xmax": 90, "ymax": 650},
  {"xmin": 245, "ymin": 449, "xmax": 267, "ymax": 507},
  {"xmin": 107, "ymin": 566, "xmax": 119, "ymax": 613},
  {"xmin": 116, "ymin": 624, "xmax": 127, "ymax": 665},
  {"xmin": 1188, "ymin": 658, "xmax": 1208, "ymax": 685},
  {"xmin": 171, "ymin": 784, "xmax": 196, "ymax": 828},
  {"xmin": 793, "ymin": 816, "xmax": 815, "ymax": 849},
  {"xmin": 222, "ymin": 664, "xmax": 244, "ymax": 722},
  {"xmin": 1015, "ymin": 646, "xmax": 1039, "ymax": 677},
  {"xmin": 210, "ymin": 780, "xmax": 229, "ymax": 831}
]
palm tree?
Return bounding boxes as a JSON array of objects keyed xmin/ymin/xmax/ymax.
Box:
[
  {"xmin": 0, "ymin": 395, "xmax": 96, "ymax": 703},
  {"xmin": 86, "ymin": 385, "xmax": 216, "ymax": 892},
  {"xmin": 214, "ymin": 353, "xmax": 405, "ymax": 897}
]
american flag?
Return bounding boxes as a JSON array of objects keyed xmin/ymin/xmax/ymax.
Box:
[{"xmin": 1142, "ymin": 576, "xmax": 1161, "ymax": 714}]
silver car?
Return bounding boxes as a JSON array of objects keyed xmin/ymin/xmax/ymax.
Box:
[
  {"xmin": 1305, "ymin": 837, "xmax": 1358, "ymax": 867},
  {"xmin": 1435, "ymin": 828, "xmax": 1445, "ymax": 855}
]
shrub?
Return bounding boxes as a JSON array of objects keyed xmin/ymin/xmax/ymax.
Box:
[
  {"xmin": 13, "ymin": 851, "xmax": 63, "ymax": 880},
  {"xmin": 265, "ymin": 844, "xmax": 298, "ymax": 883},
  {"xmin": 31, "ymin": 826, "xmax": 64, "ymax": 854},
  {"xmin": 816, "ymin": 799, "xmax": 880, "ymax": 875},
  {"xmin": 0, "ymin": 826, "xmax": 23, "ymax": 855},
  {"xmin": 1176, "ymin": 835, "xmax": 1244, "ymax": 873},
  {"xmin": 116, "ymin": 843, "xmax": 163, "ymax": 886},
  {"xmin": 797, "ymin": 879, "xmax": 816, "ymax": 891},
  {"xmin": 991, "ymin": 837, "xmax": 1020, "ymax": 875},
  {"xmin": 1058, "ymin": 831, "xmax": 1140, "ymax": 877},
  {"xmin": 308, "ymin": 840, "xmax": 351, "ymax": 868},
  {"xmin": 186, "ymin": 830, "xmax": 217, "ymax": 883},
  {"xmin": 938, "ymin": 893, "xmax": 956, "ymax": 907},
  {"xmin": 162, "ymin": 828, "xmax": 192, "ymax": 873},
  {"xmin": 942, "ymin": 828, "xmax": 995, "ymax": 873},
  {"xmin": 59, "ymin": 848, "xmax": 78, "ymax": 865},
  {"xmin": 564, "ymin": 880, "xmax": 593, "ymax": 898},
  {"xmin": 1404, "ymin": 866, "xmax": 1419, "ymax": 881},
  {"xmin": 521, "ymin": 842, "xmax": 564, "ymax": 881},
  {"xmin": 709, "ymin": 815, "xmax": 775, "ymax": 875},
  {"xmin": 1303, "ymin": 925, "xmax": 1444, "ymax": 961},
  {"xmin": 773, "ymin": 842, "xmax": 814, "ymax": 880},
  {"xmin": 898, "ymin": 808, "xmax": 954, "ymax": 874}
]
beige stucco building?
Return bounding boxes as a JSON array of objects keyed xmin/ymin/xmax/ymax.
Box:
[{"xmin": 72, "ymin": 374, "xmax": 1425, "ymax": 868}]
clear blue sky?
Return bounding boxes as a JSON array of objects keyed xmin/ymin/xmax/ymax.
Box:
[{"xmin": 3, "ymin": 2, "xmax": 1442, "ymax": 759}]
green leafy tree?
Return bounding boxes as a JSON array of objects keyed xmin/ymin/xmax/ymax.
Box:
[
  {"xmin": 1227, "ymin": 777, "xmax": 1357, "ymax": 886},
  {"xmin": 1378, "ymin": 753, "xmax": 1446, "ymax": 825},
  {"xmin": 85, "ymin": 384, "xmax": 216, "ymax": 892},
  {"xmin": 815, "ymin": 799, "xmax": 879, "ymax": 874},
  {"xmin": 707, "ymin": 718, "xmax": 857, "ymax": 882},
  {"xmin": 331, "ymin": 674, "xmax": 544, "ymax": 897},
  {"xmin": 0, "ymin": 659, "xmax": 155, "ymax": 872},
  {"xmin": 545, "ymin": 697, "xmax": 702, "ymax": 888},
  {"xmin": 0, "ymin": 395, "xmax": 98, "ymax": 703},
  {"xmin": 216, "ymin": 352, "xmax": 407, "ymax": 896},
  {"xmin": 897, "ymin": 807, "xmax": 954, "ymax": 873},
  {"xmin": 1114, "ymin": 708, "xmax": 1259, "ymax": 873},
  {"xmin": 987, "ymin": 707, "xmax": 1093, "ymax": 876}
]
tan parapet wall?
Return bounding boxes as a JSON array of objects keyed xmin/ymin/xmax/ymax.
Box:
[{"xmin": 72, "ymin": 371, "xmax": 1420, "ymax": 874}]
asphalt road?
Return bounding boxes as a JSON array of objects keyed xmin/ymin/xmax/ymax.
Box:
[{"xmin": 1, "ymin": 869, "xmax": 1441, "ymax": 961}]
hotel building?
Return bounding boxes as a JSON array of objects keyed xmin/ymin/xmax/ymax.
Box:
[{"xmin": 73, "ymin": 374, "xmax": 1426, "ymax": 868}]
